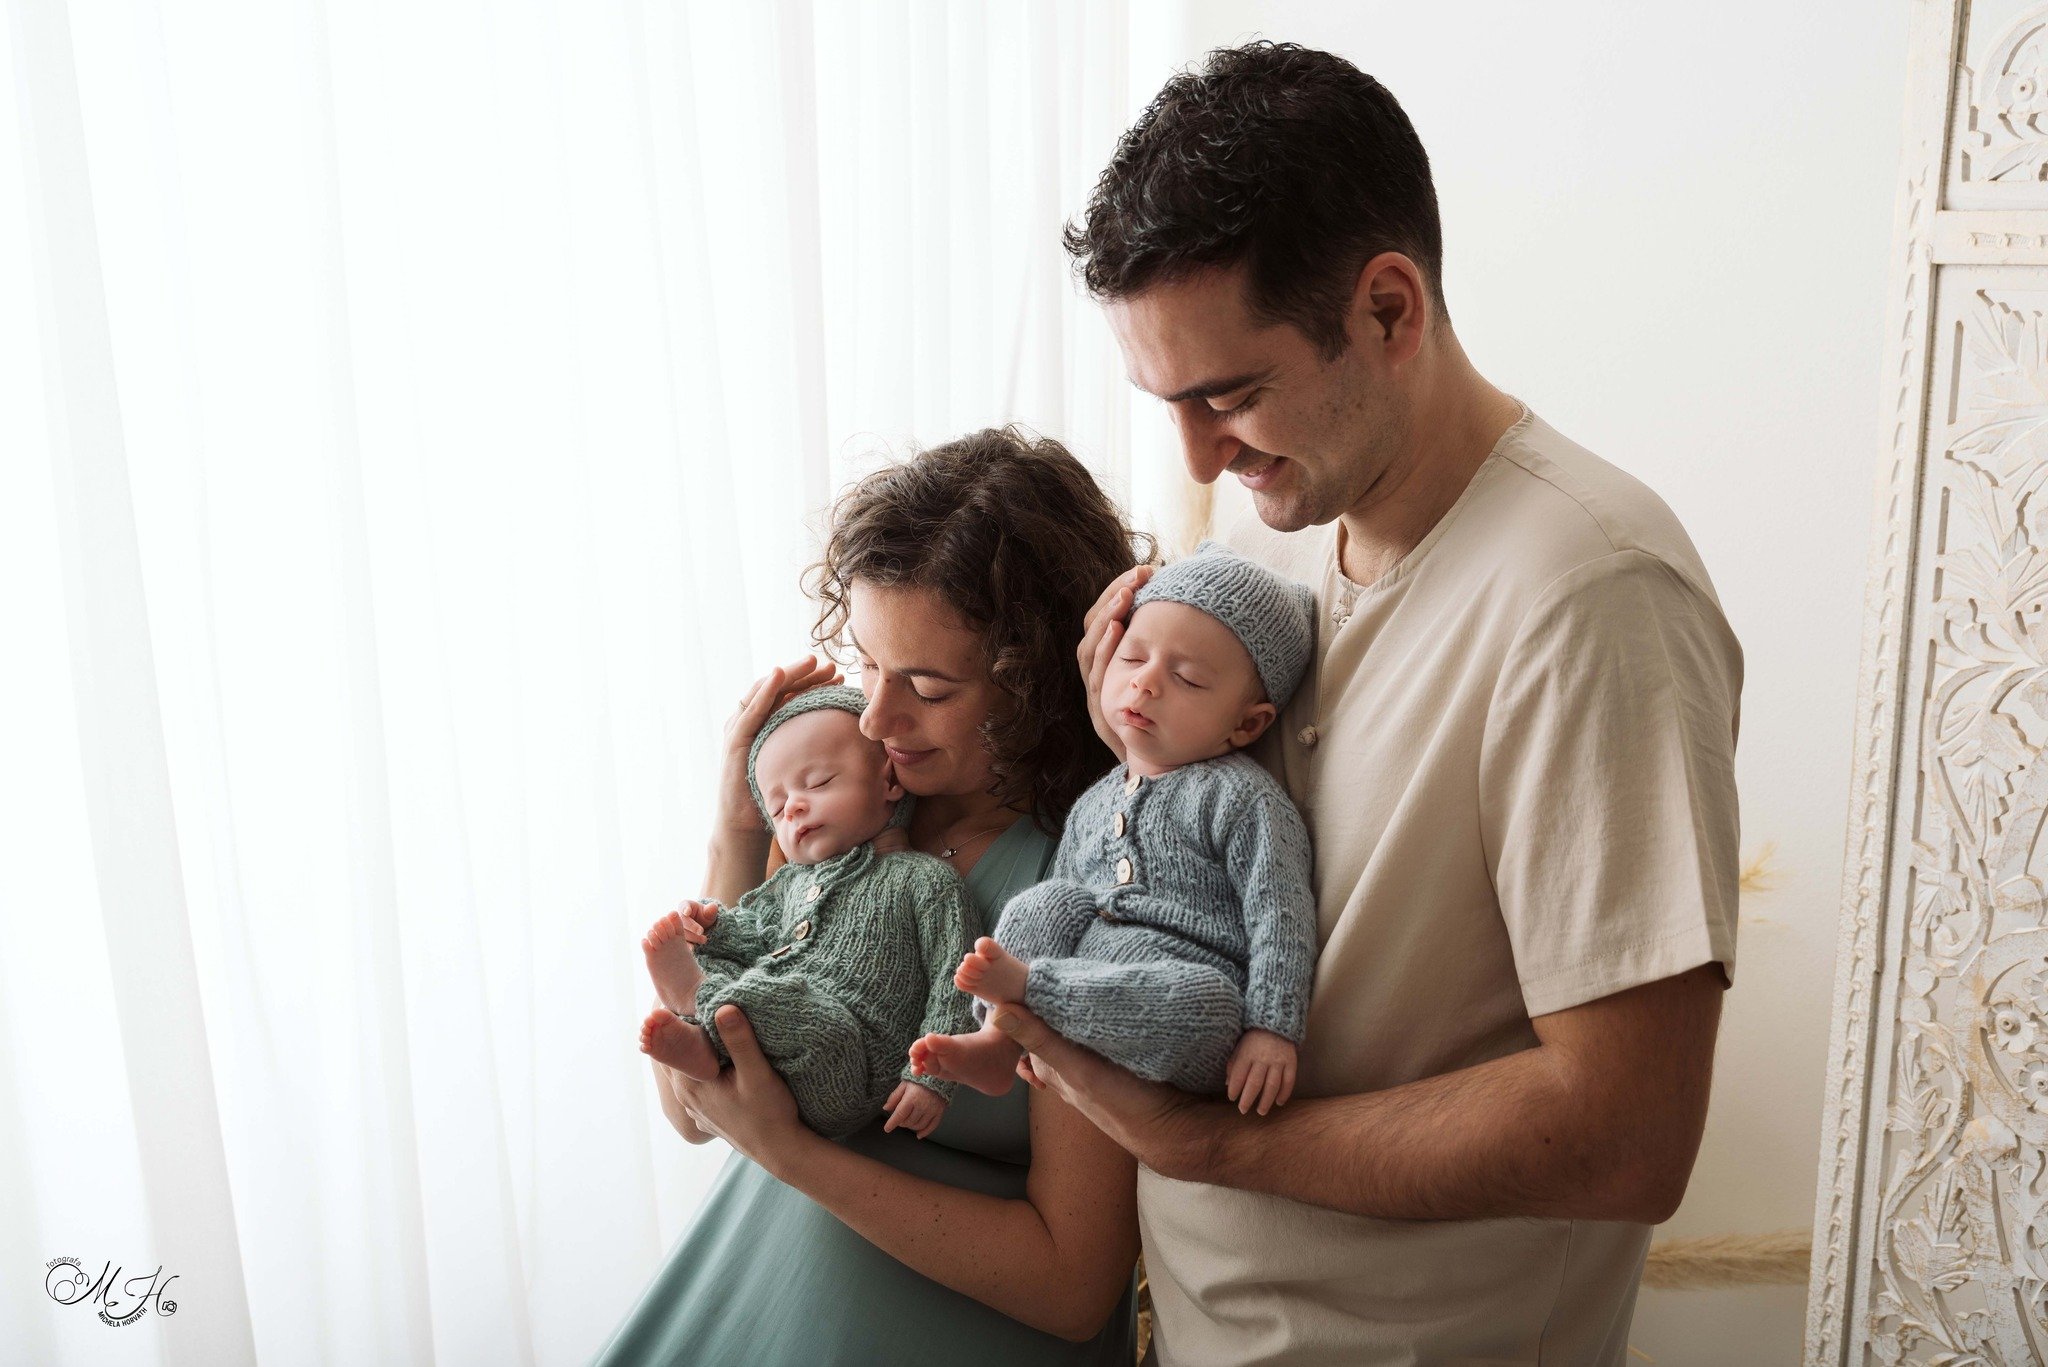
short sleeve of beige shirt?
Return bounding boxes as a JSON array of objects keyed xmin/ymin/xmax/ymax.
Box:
[{"xmin": 1482, "ymin": 545, "xmax": 1742, "ymax": 1017}]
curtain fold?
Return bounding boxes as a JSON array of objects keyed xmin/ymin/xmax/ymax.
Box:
[
  {"xmin": 6, "ymin": 0, "xmax": 257, "ymax": 1362},
  {"xmin": 2, "ymin": 2, "xmax": 1189, "ymax": 1361}
]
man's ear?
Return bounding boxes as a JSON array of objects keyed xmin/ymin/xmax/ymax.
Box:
[
  {"xmin": 1230, "ymin": 701, "xmax": 1278, "ymax": 749},
  {"xmin": 1348, "ymin": 250, "xmax": 1430, "ymax": 363}
]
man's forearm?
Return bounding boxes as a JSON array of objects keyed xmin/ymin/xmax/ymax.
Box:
[{"xmin": 1178, "ymin": 1039, "xmax": 1685, "ymax": 1224}]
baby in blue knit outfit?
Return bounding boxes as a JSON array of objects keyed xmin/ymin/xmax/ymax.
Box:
[{"xmin": 911, "ymin": 543, "xmax": 1319, "ymax": 1114}]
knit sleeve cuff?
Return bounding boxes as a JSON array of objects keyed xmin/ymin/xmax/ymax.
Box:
[
  {"xmin": 1243, "ymin": 992, "xmax": 1308, "ymax": 1045},
  {"xmin": 898, "ymin": 1067, "xmax": 957, "ymax": 1103}
]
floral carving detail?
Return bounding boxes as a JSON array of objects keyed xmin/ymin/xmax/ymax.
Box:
[
  {"xmin": 1870, "ymin": 287, "xmax": 2048, "ymax": 1364},
  {"xmin": 1961, "ymin": 10, "xmax": 2048, "ymax": 184}
]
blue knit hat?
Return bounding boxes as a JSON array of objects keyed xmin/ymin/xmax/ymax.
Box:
[
  {"xmin": 745, "ymin": 684, "xmax": 912, "ymax": 831},
  {"xmin": 1132, "ymin": 542, "xmax": 1318, "ymax": 708}
]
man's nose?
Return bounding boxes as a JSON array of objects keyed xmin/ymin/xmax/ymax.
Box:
[{"xmin": 1173, "ymin": 408, "xmax": 1240, "ymax": 484}]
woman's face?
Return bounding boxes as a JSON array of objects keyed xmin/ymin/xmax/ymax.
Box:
[{"xmin": 845, "ymin": 580, "xmax": 1004, "ymax": 801}]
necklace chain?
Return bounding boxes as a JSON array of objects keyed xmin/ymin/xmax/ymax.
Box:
[{"xmin": 936, "ymin": 816, "xmax": 1010, "ymax": 860}]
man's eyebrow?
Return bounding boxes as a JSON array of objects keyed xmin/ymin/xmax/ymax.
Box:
[{"xmin": 1145, "ymin": 370, "xmax": 1271, "ymax": 404}]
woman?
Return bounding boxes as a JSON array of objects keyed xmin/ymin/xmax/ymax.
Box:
[{"xmin": 596, "ymin": 427, "xmax": 1151, "ymax": 1364}]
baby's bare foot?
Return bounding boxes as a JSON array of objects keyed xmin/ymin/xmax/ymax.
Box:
[
  {"xmin": 910, "ymin": 1025, "xmax": 1024, "ymax": 1097},
  {"xmin": 640, "ymin": 1007, "xmax": 721, "ymax": 1080},
  {"xmin": 954, "ymin": 936, "xmax": 1029, "ymax": 1006},
  {"xmin": 643, "ymin": 909, "xmax": 705, "ymax": 1016}
]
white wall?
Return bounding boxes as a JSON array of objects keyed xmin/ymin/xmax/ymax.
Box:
[{"xmin": 1126, "ymin": 3, "xmax": 1911, "ymax": 1362}]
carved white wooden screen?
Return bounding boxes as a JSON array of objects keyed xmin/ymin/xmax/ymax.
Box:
[{"xmin": 1808, "ymin": 2, "xmax": 2048, "ymax": 1362}]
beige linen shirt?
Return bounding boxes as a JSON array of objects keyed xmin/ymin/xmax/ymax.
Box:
[{"xmin": 1139, "ymin": 408, "xmax": 1743, "ymax": 1366}]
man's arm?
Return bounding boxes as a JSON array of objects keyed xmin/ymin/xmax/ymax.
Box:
[{"xmin": 993, "ymin": 961, "xmax": 1723, "ymax": 1224}]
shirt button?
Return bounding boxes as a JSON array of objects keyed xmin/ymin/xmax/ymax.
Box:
[
  {"xmin": 803, "ymin": 883, "xmax": 822, "ymax": 903},
  {"xmin": 1116, "ymin": 857, "xmax": 1134, "ymax": 884},
  {"xmin": 793, "ymin": 920, "xmax": 811, "ymax": 940},
  {"xmin": 1113, "ymin": 812, "xmax": 1127, "ymax": 837},
  {"xmin": 1123, "ymin": 771, "xmax": 1141, "ymax": 795},
  {"xmin": 1298, "ymin": 725, "xmax": 1319, "ymax": 747},
  {"xmin": 770, "ymin": 944, "xmax": 792, "ymax": 958}
]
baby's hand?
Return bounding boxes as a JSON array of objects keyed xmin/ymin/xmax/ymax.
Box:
[
  {"xmin": 1225, "ymin": 1029, "xmax": 1298, "ymax": 1116},
  {"xmin": 882, "ymin": 1080, "xmax": 948, "ymax": 1139},
  {"xmin": 678, "ymin": 899, "xmax": 720, "ymax": 941}
]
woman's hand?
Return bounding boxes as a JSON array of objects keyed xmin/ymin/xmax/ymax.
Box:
[
  {"xmin": 715, "ymin": 656, "xmax": 844, "ymax": 834},
  {"xmin": 653, "ymin": 1057, "xmax": 715, "ymax": 1143},
  {"xmin": 669, "ymin": 1006, "xmax": 816, "ymax": 1174},
  {"xmin": 1076, "ymin": 566, "xmax": 1154, "ymax": 763}
]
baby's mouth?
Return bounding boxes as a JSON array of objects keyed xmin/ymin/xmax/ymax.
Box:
[{"xmin": 1118, "ymin": 706, "xmax": 1153, "ymax": 730}]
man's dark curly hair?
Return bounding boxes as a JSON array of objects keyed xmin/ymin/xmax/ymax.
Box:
[
  {"xmin": 806, "ymin": 427, "xmax": 1152, "ymax": 833},
  {"xmin": 1064, "ymin": 40, "xmax": 1444, "ymax": 358}
]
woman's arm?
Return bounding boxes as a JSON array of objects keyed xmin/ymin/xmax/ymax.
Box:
[{"xmin": 677, "ymin": 1006, "xmax": 1139, "ymax": 1342}]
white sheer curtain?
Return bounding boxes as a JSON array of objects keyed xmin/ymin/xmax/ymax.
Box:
[{"xmin": 0, "ymin": 1, "xmax": 1189, "ymax": 1362}]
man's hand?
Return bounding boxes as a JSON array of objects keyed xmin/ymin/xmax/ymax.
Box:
[
  {"xmin": 1226, "ymin": 1029, "xmax": 1297, "ymax": 1115},
  {"xmin": 991, "ymin": 1003, "xmax": 1212, "ymax": 1175},
  {"xmin": 1076, "ymin": 566, "xmax": 1155, "ymax": 762},
  {"xmin": 881, "ymin": 1080, "xmax": 948, "ymax": 1139}
]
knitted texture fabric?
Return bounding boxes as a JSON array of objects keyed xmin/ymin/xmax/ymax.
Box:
[
  {"xmin": 1133, "ymin": 540, "xmax": 1318, "ymax": 708},
  {"xmin": 695, "ymin": 841, "xmax": 976, "ymax": 1138},
  {"xmin": 744, "ymin": 683, "xmax": 910, "ymax": 832},
  {"xmin": 989, "ymin": 752, "xmax": 1317, "ymax": 1093}
]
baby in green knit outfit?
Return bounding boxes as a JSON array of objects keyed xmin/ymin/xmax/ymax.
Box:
[{"xmin": 638, "ymin": 686, "xmax": 975, "ymax": 1140}]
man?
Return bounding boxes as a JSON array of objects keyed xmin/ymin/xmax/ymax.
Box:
[{"xmin": 989, "ymin": 42, "xmax": 1743, "ymax": 1365}]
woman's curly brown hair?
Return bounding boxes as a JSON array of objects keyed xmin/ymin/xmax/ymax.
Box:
[{"xmin": 806, "ymin": 426, "xmax": 1154, "ymax": 833}]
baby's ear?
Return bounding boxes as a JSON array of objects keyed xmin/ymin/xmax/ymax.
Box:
[
  {"xmin": 1231, "ymin": 700, "xmax": 1278, "ymax": 749},
  {"xmin": 882, "ymin": 769, "xmax": 906, "ymax": 803}
]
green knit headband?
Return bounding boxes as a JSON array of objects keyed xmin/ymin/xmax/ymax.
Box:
[{"xmin": 744, "ymin": 684, "xmax": 912, "ymax": 831}]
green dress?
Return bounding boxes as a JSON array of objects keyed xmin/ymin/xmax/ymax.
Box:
[{"xmin": 594, "ymin": 819, "xmax": 1139, "ymax": 1366}]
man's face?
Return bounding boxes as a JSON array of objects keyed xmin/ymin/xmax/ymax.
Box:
[{"xmin": 1106, "ymin": 265, "xmax": 1410, "ymax": 533}]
